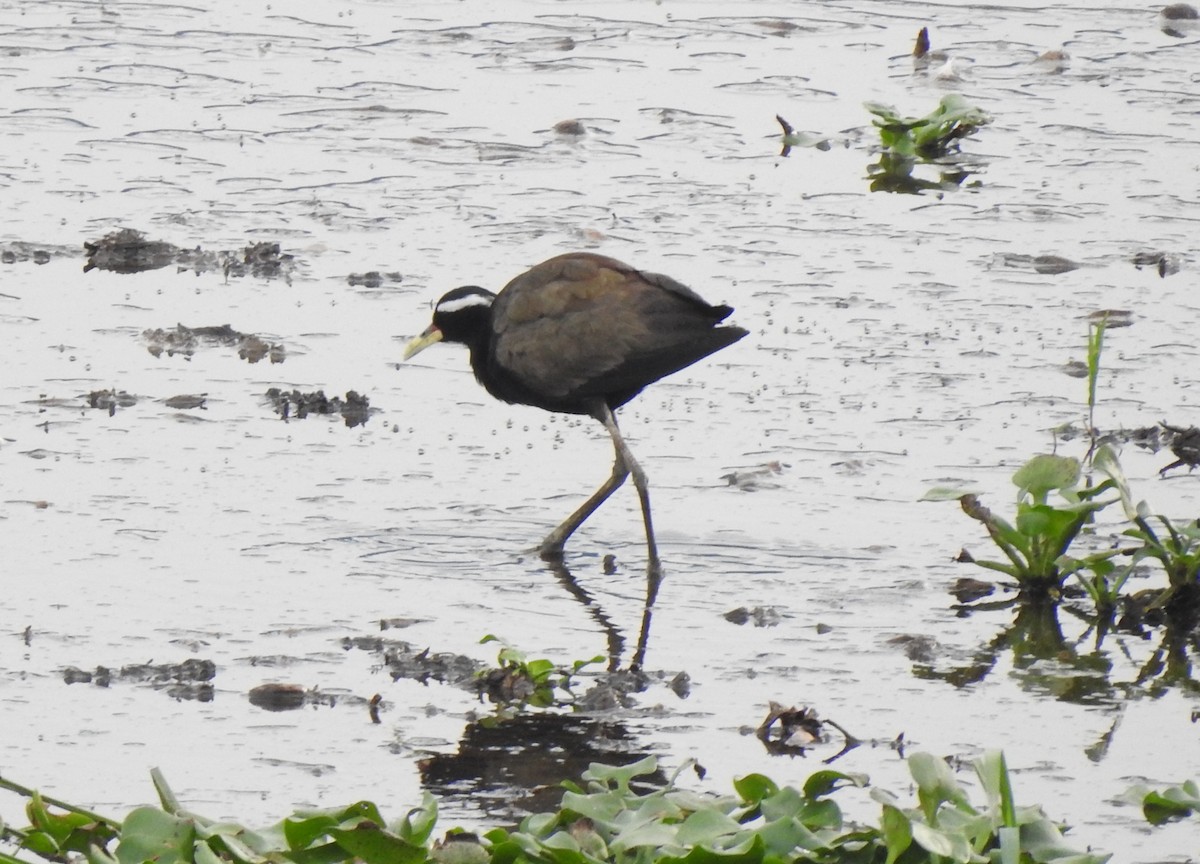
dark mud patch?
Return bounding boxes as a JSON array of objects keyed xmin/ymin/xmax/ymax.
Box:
[
  {"xmin": 266, "ymin": 388, "xmax": 371, "ymax": 427},
  {"xmin": 348, "ymin": 271, "xmax": 404, "ymax": 289},
  {"xmin": 62, "ymin": 658, "xmax": 216, "ymax": 701},
  {"xmin": 86, "ymin": 388, "xmax": 138, "ymax": 415},
  {"xmin": 342, "ymin": 635, "xmax": 484, "ymax": 689},
  {"xmin": 144, "ymin": 323, "xmax": 286, "ymax": 363},
  {"xmin": 84, "ymin": 228, "xmax": 297, "ymax": 281},
  {"xmin": 0, "ymin": 241, "xmax": 78, "ymax": 265}
]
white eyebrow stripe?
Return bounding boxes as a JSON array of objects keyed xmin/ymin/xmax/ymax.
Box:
[{"xmin": 437, "ymin": 293, "xmax": 493, "ymax": 314}]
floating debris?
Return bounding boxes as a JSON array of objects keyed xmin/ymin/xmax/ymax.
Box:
[
  {"xmin": 86, "ymin": 388, "xmax": 137, "ymax": 416},
  {"xmin": 951, "ymin": 577, "xmax": 995, "ymax": 604},
  {"xmin": 1032, "ymin": 49, "xmax": 1069, "ymax": 73},
  {"xmin": 163, "ymin": 393, "xmax": 207, "ymax": 410},
  {"xmin": 266, "ymin": 388, "xmax": 372, "ymax": 427},
  {"xmin": 0, "ymin": 241, "xmax": 69, "ymax": 264},
  {"xmin": 83, "ymin": 228, "xmax": 177, "ymax": 273},
  {"xmin": 248, "ymin": 683, "xmax": 308, "ymax": 712},
  {"xmin": 775, "ymin": 114, "xmax": 831, "ymax": 157},
  {"xmin": 1159, "ymin": 3, "xmax": 1200, "ymax": 37},
  {"xmin": 84, "ymin": 228, "xmax": 296, "ymax": 281},
  {"xmin": 724, "ymin": 606, "xmax": 783, "ymax": 627},
  {"xmin": 993, "ymin": 253, "xmax": 1082, "ymax": 274},
  {"xmin": 1132, "ymin": 250, "xmax": 1181, "ymax": 277},
  {"xmin": 552, "ymin": 118, "xmax": 587, "ymax": 136},
  {"xmin": 722, "ymin": 460, "xmax": 786, "ymax": 491},
  {"xmin": 1087, "ymin": 309, "xmax": 1134, "ymax": 328},
  {"xmin": 61, "ymin": 658, "xmax": 215, "ymax": 701},
  {"xmin": 1160, "ymin": 424, "xmax": 1200, "ymax": 476},
  {"xmin": 348, "ymin": 270, "xmax": 403, "ymax": 289},
  {"xmin": 143, "ymin": 323, "xmax": 285, "ymax": 364}
]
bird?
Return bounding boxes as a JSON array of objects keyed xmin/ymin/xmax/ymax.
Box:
[{"xmin": 403, "ymin": 252, "xmax": 747, "ymax": 575}]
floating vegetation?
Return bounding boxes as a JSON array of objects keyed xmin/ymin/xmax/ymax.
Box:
[
  {"xmin": 0, "ymin": 751, "xmax": 1119, "ymax": 864},
  {"xmin": 144, "ymin": 323, "xmax": 286, "ymax": 363},
  {"xmin": 865, "ymin": 95, "xmax": 991, "ymax": 161},
  {"xmin": 264, "ymin": 388, "xmax": 371, "ymax": 427},
  {"xmin": 865, "ymin": 95, "xmax": 991, "ymax": 194},
  {"xmin": 83, "ymin": 228, "xmax": 296, "ymax": 281},
  {"xmin": 774, "ymin": 114, "xmax": 831, "ymax": 157}
]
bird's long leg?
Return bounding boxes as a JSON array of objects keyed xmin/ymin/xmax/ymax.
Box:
[
  {"xmin": 540, "ymin": 403, "xmax": 662, "ymax": 576},
  {"xmin": 597, "ymin": 405, "xmax": 662, "ymax": 578},
  {"xmin": 540, "ymin": 418, "xmax": 629, "ymax": 561}
]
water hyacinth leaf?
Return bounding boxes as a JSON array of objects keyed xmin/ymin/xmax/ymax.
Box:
[
  {"xmin": 327, "ymin": 824, "xmax": 426, "ymax": 864},
  {"xmin": 922, "ymin": 485, "xmax": 980, "ymax": 502},
  {"xmin": 759, "ymin": 786, "xmax": 804, "ymax": 822},
  {"xmin": 1139, "ymin": 782, "xmax": 1199, "ymax": 825},
  {"xmin": 396, "ymin": 794, "xmax": 438, "ymax": 845},
  {"xmin": 754, "ymin": 813, "xmax": 827, "ymax": 854},
  {"xmin": 998, "ymin": 825, "xmax": 1020, "ymax": 864},
  {"xmin": 283, "ymin": 813, "xmax": 341, "ymax": 850},
  {"xmin": 87, "ymin": 842, "xmax": 120, "ymax": 864},
  {"xmin": 608, "ymin": 819, "xmax": 679, "ymax": 853},
  {"xmin": 582, "ymin": 757, "xmax": 658, "ymax": 793},
  {"xmin": 674, "ymin": 809, "xmax": 744, "ymax": 846},
  {"xmin": 909, "ymin": 822, "xmax": 971, "ymax": 862},
  {"xmin": 1017, "ymin": 818, "xmax": 1108, "ymax": 862},
  {"xmin": 524, "ymin": 658, "xmax": 556, "ymax": 681},
  {"xmin": 193, "ymin": 840, "xmax": 227, "ymax": 864},
  {"xmin": 908, "ymin": 754, "xmax": 969, "ymax": 821},
  {"xmin": 1015, "ymin": 504, "xmax": 1077, "ymax": 541},
  {"xmin": 974, "ymin": 751, "xmax": 1017, "ymax": 827},
  {"xmin": 558, "ymin": 791, "xmax": 626, "ymax": 826},
  {"xmin": 733, "ymin": 774, "xmax": 778, "ymax": 806},
  {"xmin": 536, "ymin": 831, "xmax": 587, "ymax": 864},
  {"xmin": 879, "ymin": 805, "xmax": 911, "ymax": 864},
  {"xmin": 1013, "ymin": 455, "xmax": 1080, "ymax": 503},
  {"xmin": 522, "ymin": 812, "xmax": 563, "ymax": 837},
  {"xmin": 193, "ymin": 822, "xmax": 269, "ymax": 864},
  {"xmin": 796, "ymin": 799, "xmax": 842, "ymax": 832},
  {"xmin": 115, "ymin": 808, "xmax": 196, "ymax": 864},
  {"xmin": 659, "ymin": 832, "xmax": 765, "ymax": 864},
  {"xmin": 1092, "ymin": 446, "xmax": 1139, "ymax": 521},
  {"xmin": 802, "ymin": 770, "xmax": 865, "ymax": 800}
]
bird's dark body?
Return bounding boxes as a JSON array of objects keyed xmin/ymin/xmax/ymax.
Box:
[
  {"xmin": 405, "ymin": 251, "xmax": 747, "ymax": 572},
  {"xmin": 443, "ymin": 253, "xmax": 745, "ymax": 415}
]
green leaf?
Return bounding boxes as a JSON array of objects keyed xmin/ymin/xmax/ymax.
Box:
[
  {"xmin": 908, "ymin": 754, "xmax": 969, "ymax": 822},
  {"xmin": 397, "ymin": 794, "xmax": 438, "ymax": 845},
  {"xmin": 674, "ymin": 809, "xmax": 743, "ymax": 846},
  {"xmin": 759, "ymin": 787, "xmax": 804, "ymax": 822},
  {"xmin": 733, "ymin": 775, "xmax": 778, "ymax": 807},
  {"xmin": 581, "ymin": 757, "xmax": 658, "ymax": 793},
  {"xmin": 1141, "ymin": 789, "xmax": 1197, "ymax": 825},
  {"xmin": 116, "ymin": 807, "xmax": 196, "ymax": 864},
  {"xmin": 910, "ymin": 822, "xmax": 971, "ymax": 862},
  {"xmin": 922, "ymin": 486, "xmax": 979, "ymax": 502},
  {"xmin": 1013, "ymin": 455, "xmax": 1080, "ymax": 503},
  {"xmin": 802, "ymin": 770, "xmax": 865, "ymax": 800},
  {"xmin": 1015, "ymin": 505, "xmax": 1078, "ymax": 544},
  {"xmin": 327, "ymin": 824, "xmax": 426, "ymax": 864},
  {"xmin": 879, "ymin": 805, "xmax": 911, "ymax": 864},
  {"xmin": 283, "ymin": 814, "xmax": 340, "ymax": 850}
]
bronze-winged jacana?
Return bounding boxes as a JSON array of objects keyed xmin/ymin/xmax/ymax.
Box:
[{"xmin": 403, "ymin": 252, "xmax": 747, "ymax": 573}]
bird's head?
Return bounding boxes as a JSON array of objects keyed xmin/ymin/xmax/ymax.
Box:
[{"xmin": 403, "ymin": 286, "xmax": 496, "ymax": 359}]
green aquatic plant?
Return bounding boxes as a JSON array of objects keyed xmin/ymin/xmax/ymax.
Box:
[
  {"xmin": 1095, "ymin": 447, "xmax": 1200, "ymax": 617},
  {"xmin": 865, "ymin": 94, "xmax": 991, "ymax": 161},
  {"xmin": 476, "ymin": 635, "xmax": 603, "ymax": 709},
  {"xmin": 1124, "ymin": 778, "xmax": 1200, "ymax": 826},
  {"xmin": 0, "ymin": 752, "xmax": 1110, "ymax": 864},
  {"xmin": 932, "ymin": 453, "xmax": 1120, "ymax": 599}
]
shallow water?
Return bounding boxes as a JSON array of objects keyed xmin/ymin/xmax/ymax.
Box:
[{"xmin": 3, "ymin": 0, "xmax": 1200, "ymax": 860}]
